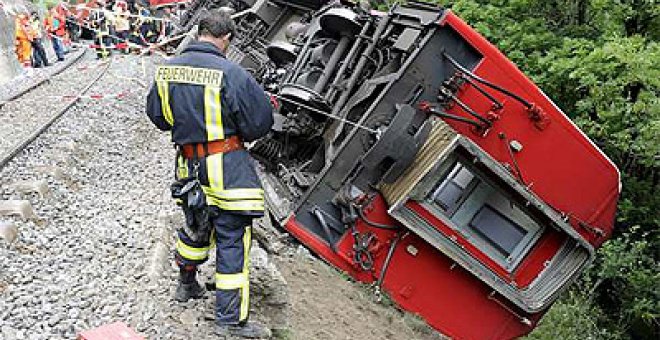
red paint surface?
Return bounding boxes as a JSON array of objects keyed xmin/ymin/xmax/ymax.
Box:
[
  {"xmin": 77, "ymin": 322, "xmax": 143, "ymax": 340},
  {"xmin": 283, "ymin": 9, "xmax": 620, "ymax": 340},
  {"xmin": 439, "ymin": 12, "xmax": 619, "ymax": 243},
  {"xmin": 286, "ymin": 197, "xmax": 543, "ymax": 339}
]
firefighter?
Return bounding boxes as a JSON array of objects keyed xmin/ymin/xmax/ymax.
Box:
[
  {"xmin": 160, "ymin": 7, "xmax": 175, "ymax": 39},
  {"xmin": 90, "ymin": 3, "xmax": 111, "ymax": 59},
  {"xmin": 113, "ymin": 1, "xmax": 130, "ymax": 53},
  {"xmin": 145, "ymin": 9, "xmax": 274, "ymax": 339}
]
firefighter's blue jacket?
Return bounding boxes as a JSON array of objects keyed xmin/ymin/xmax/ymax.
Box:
[{"xmin": 146, "ymin": 41, "xmax": 274, "ymax": 215}]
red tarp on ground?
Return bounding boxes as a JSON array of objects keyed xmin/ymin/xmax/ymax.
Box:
[{"xmin": 77, "ymin": 322, "xmax": 143, "ymax": 340}]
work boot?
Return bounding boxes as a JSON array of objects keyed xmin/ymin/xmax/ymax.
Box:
[
  {"xmin": 215, "ymin": 321, "xmax": 272, "ymax": 339},
  {"xmin": 174, "ymin": 267, "xmax": 205, "ymax": 302},
  {"xmin": 174, "ymin": 281, "xmax": 205, "ymax": 302}
]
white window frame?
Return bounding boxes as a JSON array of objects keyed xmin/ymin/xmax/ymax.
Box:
[{"xmin": 423, "ymin": 161, "xmax": 544, "ymax": 272}]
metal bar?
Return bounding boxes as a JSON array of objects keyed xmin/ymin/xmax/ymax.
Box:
[
  {"xmin": 263, "ymin": 7, "xmax": 290, "ymax": 39},
  {"xmin": 287, "ymin": 43, "xmax": 313, "ymax": 83},
  {"xmin": 460, "ymin": 75, "xmax": 503, "ymax": 109},
  {"xmin": 443, "ymin": 52, "xmax": 533, "ymax": 109},
  {"xmin": 375, "ymin": 232, "xmax": 404, "ymax": 288},
  {"xmin": 314, "ymin": 35, "xmax": 351, "ymax": 93},
  {"xmin": 428, "ymin": 108, "xmax": 483, "ymax": 128},
  {"xmin": 312, "ymin": 206, "xmax": 337, "ymax": 252},
  {"xmin": 446, "ymin": 92, "xmax": 492, "ymax": 127},
  {"xmin": 325, "ymin": 21, "xmax": 372, "ymax": 101},
  {"xmin": 332, "ymin": 14, "xmax": 391, "ymax": 119}
]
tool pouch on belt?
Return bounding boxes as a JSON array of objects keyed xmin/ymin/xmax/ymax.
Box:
[{"xmin": 171, "ymin": 164, "xmax": 213, "ymax": 242}]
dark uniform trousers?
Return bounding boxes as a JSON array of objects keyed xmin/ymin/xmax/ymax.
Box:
[{"xmin": 175, "ymin": 210, "xmax": 253, "ymax": 324}]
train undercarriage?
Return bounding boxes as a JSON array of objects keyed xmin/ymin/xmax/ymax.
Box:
[{"xmin": 174, "ymin": 1, "xmax": 621, "ymax": 338}]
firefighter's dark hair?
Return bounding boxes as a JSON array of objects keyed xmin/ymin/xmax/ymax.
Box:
[{"xmin": 198, "ymin": 9, "xmax": 236, "ymax": 40}]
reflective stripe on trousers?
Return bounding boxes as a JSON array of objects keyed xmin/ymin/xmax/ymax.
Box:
[
  {"xmin": 215, "ymin": 224, "xmax": 251, "ymax": 323},
  {"xmin": 175, "ymin": 229, "xmax": 214, "ymax": 266},
  {"xmin": 174, "ymin": 210, "xmax": 254, "ymax": 324}
]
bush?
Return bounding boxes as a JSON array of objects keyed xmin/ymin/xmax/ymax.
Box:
[{"xmin": 527, "ymin": 291, "xmax": 622, "ymax": 340}]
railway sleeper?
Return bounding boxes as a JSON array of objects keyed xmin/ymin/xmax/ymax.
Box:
[
  {"xmin": 11, "ymin": 180, "xmax": 50, "ymax": 198},
  {"xmin": 0, "ymin": 221, "xmax": 18, "ymax": 244},
  {"xmin": 0, "ymin": 200, "xmax": 38, "ymax": 220}
]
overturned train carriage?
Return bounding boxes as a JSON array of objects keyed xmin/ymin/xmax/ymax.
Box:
[{"xmin": 181, "ymin": 1, "xmax": 621, "ymax": 338}]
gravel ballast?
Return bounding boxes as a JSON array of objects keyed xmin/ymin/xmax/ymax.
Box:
[{"xmin": 0, "ymin": 53, "xmax": 288, "ymax": 340}]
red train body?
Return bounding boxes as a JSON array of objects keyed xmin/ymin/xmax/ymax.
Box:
[
  {"xmin": 171, "ymin": 1, "xmax": 621, "ymax": 338},
  {"xmin": 275, "ymin": 9, "xmax": 619, "ymax": 340}
]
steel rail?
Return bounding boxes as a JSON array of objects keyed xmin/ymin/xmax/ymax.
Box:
[
  {"xmin": 0, "ymin": 57, "xmax": 112, "ymax": 169},
  {"xmin": 0, "ymin": 48, "xmax": 87, "ymax": 107}
]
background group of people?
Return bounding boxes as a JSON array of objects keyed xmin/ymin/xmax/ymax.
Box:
[
  {"xmin": 86, "ymin": 0, "xmax": 180, "ymax": 58},
  {"xmin": 14, "ymin": 0, "xmax": 182, "ymax": 65},
  {"xmin": 14, "ymin": 4, "xmax": 69, "ymax": 70}
]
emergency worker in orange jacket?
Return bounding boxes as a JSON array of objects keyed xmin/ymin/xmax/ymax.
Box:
[{"xmin": 15, "ymin": 13, "xmax": 33, "ymax": 67}]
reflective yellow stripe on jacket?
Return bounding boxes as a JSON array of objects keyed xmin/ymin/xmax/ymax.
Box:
[
  {"xmin": 204, "ymin": 153, "xmax": 265, "ymax": 211},
  {"xmin": 205, "ymin": 85, "xmax": 224, "ymax": 141},
  {"xmin": 156, "ymin": 80, "xmax": 174, "ymax": 126}
]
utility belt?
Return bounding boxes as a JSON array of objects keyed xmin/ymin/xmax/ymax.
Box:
[
  {"xmin": 179, "ymin": 136, "xmax": 243, "ymax": 160},
  {"xmin": 171, "ymin": 136, "xmax": 243, "ymax": 242}
]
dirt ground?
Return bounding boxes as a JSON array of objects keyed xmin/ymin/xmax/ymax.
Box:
[{"xmin": 276, "ymin": 253, "xmax": 445, "ymax": 340}]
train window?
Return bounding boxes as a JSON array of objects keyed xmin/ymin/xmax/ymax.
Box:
[
  {"xmin": 430, "ymin": 164, "xmax": 475, "ymax": 214},
  {"xmin": 470, "ymin": 205, "xmax": 527, "ymax": 257},
  {"xmin": 427, "ymin": 162, "xmax": 543, "ymax": 270}
]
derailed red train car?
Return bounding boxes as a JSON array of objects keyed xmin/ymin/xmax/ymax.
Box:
[{"xmin": 206, "ymin": 1, "xmax": 621, "ymax": 338}]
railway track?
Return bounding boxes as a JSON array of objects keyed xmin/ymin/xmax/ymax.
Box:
[
  {"xmin": 0, "ymin": 53, "xmax": 111, "ymax": 170},
  {"xmin": 0, "ymin": 51, "xmax": 432, "ymax": 340},
  {"xmin": 0, "ymin": 54, "xmax": 169, "ymax": 339},
  {"xmin": 0, "ymin": 53, "xmax": 295, "ymax": 340},
  {"xmin": 0, "ymin": 48, "xmax": 86, "ymax": 106}
]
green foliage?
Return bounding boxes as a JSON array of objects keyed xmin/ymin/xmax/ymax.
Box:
[
  {"xmin": 556, "ymin": 37, "xmax": 659, "ymax": 165},
  {"xmin": 391, "ymin": 0, "xmax": 659, "ymax": 338},
  {"xmin": 526, "ymin": 291, "xmax": 623, "ymax": 340},
  {"xmin": 588, "ymin": 228, "xmax": 660, "ymax": 336}
]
